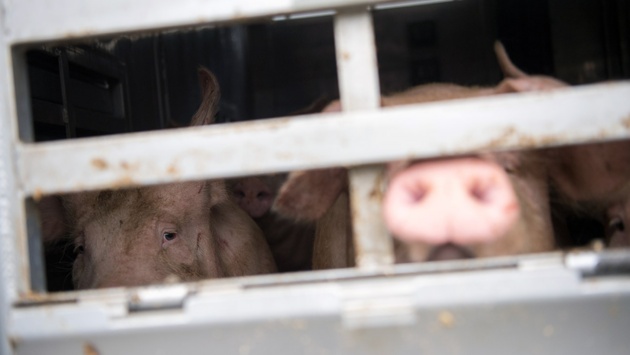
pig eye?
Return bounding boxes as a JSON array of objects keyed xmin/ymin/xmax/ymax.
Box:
[
  {"xmin": 608, "ymin": 217, "xmax": 625, "ymax": 233},
  {"xmin": 163, "ymin": 231, "xmax": 178, "ymax": 242},
  {"xmin": 73, "ymin": 231, "xmax": 85, "ymax": 256},
  {"xmin": 73, "ymin": 244, "xmax": 85, "ymax": 256}
]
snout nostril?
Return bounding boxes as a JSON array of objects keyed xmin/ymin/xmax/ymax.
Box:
[
  {"xmin": 256, "ymin": 191, "xmax": 271, "ymax": 199},
  {"xmin": 469, "ymin": 181, "xmax": 494, "ymax": 204},
  {"xmin": 407, "ymin": 183, "xmax": 428, "ymax": 203},
  {"xmin": 233, "ymin": 189, "xmax": 245, "ymax": 199}
]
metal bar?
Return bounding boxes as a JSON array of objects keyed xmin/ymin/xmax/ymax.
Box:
[
  {"xmin": 334, "ymin": 9, "xmax": 381, "ymax": 111},
  {"xmin": 333, "ymin": 8, "xmax": 393, "ymax": 270},
  {"xmin": 16, "ymin": 81, "xmax": 630, "ymax": 197},
  {"xmin": 24, "ymin": 199, "xmax": 46, "ymax": 293},
  {"xmin": 1, "ymin": 34, "xmax": 27, "ymax": 355},
  {"xmin": 11, "ymin": 48, "xmax": 35, "ymax": 143},
  {"xmin": 8, "ymin": 267, "xmax": 630, "ymax": 354},
  {"xmin": 348, "ymin": 165, "xmax": 395, "ymax": 269},
  {"xmin": 2, "ymin": 0, "xmax": 399, "ymax": 45}
]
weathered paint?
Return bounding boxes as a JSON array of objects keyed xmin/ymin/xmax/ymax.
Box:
[{"xmin": 15, "ymin": 82, "xmax": 630, "ymax": 197}]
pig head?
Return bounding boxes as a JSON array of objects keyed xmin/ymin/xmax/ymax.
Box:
[
  {"xmin": 273, "ymin": 42, "xmax": 564, "ymax": 268},
  {"xmin": 39, "ymin": 67, "xmax": 276, "ymax": 289},
  {"xmin": 225, "ymin": 174, "xmax": 316, "ymax": 272}
]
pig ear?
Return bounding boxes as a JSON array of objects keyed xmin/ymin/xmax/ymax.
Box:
[
  {"xmin": 494, "ymin": 41, "xmax": 528, "ymax": 79},
  {"xmin": 190, "ymin": 67, "xmax": 221, "ymax": 126},
  {"xmin": 273, "ymin": 168, "xmax": 347, "ymax": 221},
  {"xmin": 37, "ymin": 196, "xmax": 68, "ymax": 244},
  {"xmin": 493, "ymin": 41, "xmax": 568, "ymax": 93}
]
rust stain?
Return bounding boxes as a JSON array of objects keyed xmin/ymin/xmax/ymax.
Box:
[
  {"xmin": 167, "ymin": 165, "xmax": 178, "ymax": 175},
  {"xmin": 129, "ymin": 293, "xmax": 141, "ymax": 304},
  {"xmin": 110, "ymin": 176, "xmax": 134, "ymax": 189},
  {"xmin": 369, "ymin": 172, "xmax": 385, "ymax": 201},
  {"xmin": 84, "ymin": 343, "xmax": 100, "ymax": 355},
  {"xmin": 516, "ymin": 134, "xmax": 563, "ymax": 148},
  {"xmin": 91, "ymin": 158, "xmax": 108, "ymax": 170},
  {"xmin": 479, "ymin": 127, "xmax": 567, "ymax": 151},
  {"xmin": 597, "ymin": 129, "xmax": 611, "ymax": 140},
  {"xmin": 438, "ymin": 310, "xmax": 455, "ymax": 328},
  {"xmin": 120, "ymin": 161, "xmax": 130, "ymax": 170},
  {"xmin": 590, "ymin": 238, "xmax": 605, "ymax": 252},
  {"xmin": 484, "ymin": 127, "xmax": 516, "ymax": 149},
  {"xmin": 621, "ymin": 116, "xmax": 630, "ymax": 129},
  {"xmin": 32, "ymin": 188, "xmax": 43, "ymax": 202},
  {"xmin": 19, "ymin": 291, "xmax": 49, "ymax": 302},
  {"xmin": 342, "ymin": 51, "xmax": 351, "ymax": 61},
  {"xmin": 9, "ymin": 336, "xmax": 20, "ymax": 350}
]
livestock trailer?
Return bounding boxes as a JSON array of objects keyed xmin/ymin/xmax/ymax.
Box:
[{"xmin": 1, "ymin": 0, "xmax": 630, "ymax": 353}]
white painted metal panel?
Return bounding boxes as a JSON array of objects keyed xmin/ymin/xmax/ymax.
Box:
[
  {"xmin": 0, "ymin": 33, "xmax": 23, "ymax": 355},
  {"xmin": 8, "ymin": 252, "xmax": 630, "ymax": 354},
  {"xmin": 2, "ymin": 0, "xmax": 400, "ymax": 45},
  {"xmin": 17, "ymin": 82, "xmax": 630, "ymax": 197}
]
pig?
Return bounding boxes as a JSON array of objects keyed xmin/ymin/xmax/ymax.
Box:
[
  {"xmin": 225, "ymin": 174, "xmax": 316, "ymax": 272},
  {"xmin": 216, "ymin": 91, "xmax": 342, "ymax": 272},
  {"xmin": 40, "ymin": 67, "xmax": 276, "ymax": 289},
  {"xmin": 273, "ymin": 42, "xmax": 564, "ymax": 268},
  {"xmin": 546, "ymin": 140, "xmax": 630, "ymax": 247},
  {"xmin": 190, "ymin": 68, "xmax": 318, "ymax": 273}
]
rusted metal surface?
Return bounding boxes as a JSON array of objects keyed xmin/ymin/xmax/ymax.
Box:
[
  {"xmin": 16, "ymin": 81, "xmax": 630, "ymax": 197},
  {"xmin": 348, "ymin": 166, "xmax": 395, "ymax": 269}
]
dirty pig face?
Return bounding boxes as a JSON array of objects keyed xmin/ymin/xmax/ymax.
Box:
[
  {"xmin": 386, "ymin": 152, "xmax": 555, "ymax": 263},
  {"xmin": 64, "ymin": 182, "xmax": 223, "ymax": 289}
]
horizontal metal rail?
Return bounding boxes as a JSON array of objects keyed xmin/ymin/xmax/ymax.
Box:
[
  {"xmin": 17, "ymin": 81, "xmax": 630, "ymax": 197},
  {"xmin": 2, "ymin": 0, "xmax": 417, "ymax": 45},
  {"xmin": 8, "ymin": 261, "xmax": 630, "ymax": 354}
]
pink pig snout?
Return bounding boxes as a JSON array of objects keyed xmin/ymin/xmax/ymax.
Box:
[
  {"xmin": 383, "ymin": 158, "xmax": 520, "ymax": 246},
  {"xmin": 231, "ymin": 177, "xmax": 274, "ymax": 219}
]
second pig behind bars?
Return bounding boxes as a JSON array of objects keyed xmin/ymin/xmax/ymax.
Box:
[{"xmin": 273, "ymin": 42, "xmax": 571, "ymax": 268}]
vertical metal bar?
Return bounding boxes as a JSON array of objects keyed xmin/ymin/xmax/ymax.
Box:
[
  {"xmin": 334, "ymin": 8, "xmax": 380, "ymax": 111},
  {"xmin": 13, "ymin": 48, "xmax": 35, "ymax": 143},
  {"xmin": 2, "ymin": 37, "xmax": 28, "ymax": 355},
  {"xmin": 0, "ymin": 137, "xmax": 16, "ymax": 355},
  {"xmin": 58, "ymin": 49, "xmax": 76, "ymax": 138},
  {"xmin": 333, "ymin": 8, "xmax": 394, "ymax": 270},
  {"xmin": 25, "ymin": 199, "xmax": 47, "ymax": 293}
]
